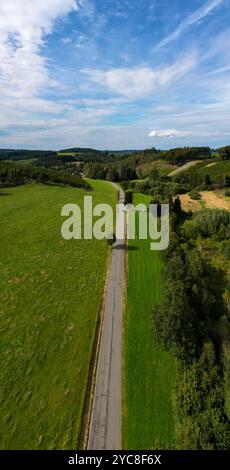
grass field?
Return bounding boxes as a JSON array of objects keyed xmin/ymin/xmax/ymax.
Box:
[
  {"xmin": 123, "ymin": 193, "xmax": 178, "ymax": 449},
  {"xmin": 0, "ymin": 180, "xmax": 116, "ymax": 449}
]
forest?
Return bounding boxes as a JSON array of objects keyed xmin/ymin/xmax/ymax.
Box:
[{"xmin": 152, "ymin": 200, "xmax": 230, "ymax": 449}]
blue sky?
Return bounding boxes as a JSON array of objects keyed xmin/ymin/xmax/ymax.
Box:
[{"xmin": 0, "ymin": 0, "xmax": 230, "ymax": 149}]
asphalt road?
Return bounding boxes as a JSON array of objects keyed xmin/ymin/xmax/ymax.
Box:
[{"xmin": 87, "ymin": 184, "xmax": 126, "ymax": 450}]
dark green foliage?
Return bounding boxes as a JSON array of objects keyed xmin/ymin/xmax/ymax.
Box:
[
  {"xmin": 163, "ymin": 147, "xmax": 211, "ymax": 164},
  {"xmin": 219, "ymin": 146, "xmax": 230, "ymax": 161},
  {"xmin": 84, "ymin": 161, "xmax": 136, "ymax": 181},
  {"xmin": 0, "ymin": 162, "xmax": 89, "ymax": 190},
  {"xmin": 154, "ymin": 198, "xmax": 230, "ymax": 449},
  {"xmin": 153, "ymin": 281, "xmax": 200, "ymax": 362},
  {"xmin": 173, "ymin": 197, "xmax": 183, "ymax": 217},
  {"xmin": 35, "ymin": 154, "xmax": 76, "ymax": 167},
  {"xmin": 149, "ymin": 166, "xmax": 160, "ymax": 183},
  {"xmin": 189, "ymin": 190, "xmax": 201, "ymax": 200},
  {"xmin": 183, "ymin": 209, "xmax": 230, "ymax": 239},
  {"xmin": 153, "ymin": 243, "xmax": 222, "ymax": 362},
  {"xmin": 175, "ymin": 160, "xmax": 230, "ymax": 190},
  {"xmin": 219, "ymin": 240, "xmax": 230, "ymax": 259},
  {"xmin": 125, "ymin": 190, "xmax": 133, "ymax": 205},
  {"xmin": 174, "ymin": 342, "xmax": 230, "ymax": 449},
  {"xmin": 158, "ymin": 205, "xmax": 230, "ymax": 449},
  {"xmin": 107, "ymin": 233, "xmax": 116, "ymax": 246},
  {"xmin": 204, "ymin": 173, "xmax": 211, "ymax": 186},
  {"xmin": 0, "ymin": 149, "xmax": 55, "ymax": 162}
]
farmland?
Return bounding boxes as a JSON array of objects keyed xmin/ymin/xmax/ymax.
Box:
[
  {"xmin": 123, "ymin": 193, "xmax": 178, "ymax": 450},
  {"xmin": 0, "ymin": 181, "xmax": 116, "ymax": 449}
]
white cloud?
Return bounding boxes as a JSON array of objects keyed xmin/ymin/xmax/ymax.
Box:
[
  {"xmin": 0, "ymin": 0, "xmax": 81, "ymax": 99},
  {"xmin": 81, "ymin": 54, "xmax": 197, "ymax": 99},
  {"xmin": 155, "ymin": 0, "xmax": 223, "ymax": 50},
  {"xmin": 149, "ymin": 129, "xmax": 191, "ymax": 138}
]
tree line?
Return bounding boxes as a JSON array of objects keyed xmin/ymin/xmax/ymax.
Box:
[{"xmin": 152, "ymin": 202, "xmax": 230, "ymax": 449}]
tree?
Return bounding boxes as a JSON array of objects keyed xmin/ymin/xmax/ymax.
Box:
[
  {"xmin": 173, "ymin": 197, "xmax": 183, "ymax": 217},
  {"xmin": 204, "ymin": 174, "xmax": 211, "ymax": 186},
  {"xmin": 107, "ymin": 233, "xmax": 116, "ymax": 246},
  {"xmin": 219, "ymin": 146, "xmax": 230, "ymax": 160},
  {"xmin": 152, "ymin": 281, "xmax": 200, "ymax": 363}
]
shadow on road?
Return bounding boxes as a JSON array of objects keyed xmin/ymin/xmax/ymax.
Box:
[{"xmin": 113, "ymin": 243, "xmax": 138, "ymax": 251}]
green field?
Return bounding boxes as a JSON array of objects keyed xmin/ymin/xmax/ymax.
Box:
[
  {"xmin": 0, "ymin": 181, "xmax": 116, "ymax": 449},
  {"xmin": 123, "ymin": 193, "xmax": 178, "ymax": 449}
]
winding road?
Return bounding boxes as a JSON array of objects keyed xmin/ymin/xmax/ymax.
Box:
[{"xmin": 87, "ymin": 184, "xmax": 126, "ymax": 450}]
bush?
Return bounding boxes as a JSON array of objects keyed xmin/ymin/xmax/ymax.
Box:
[
  {"xmin": 220, "ymin": 240, "xmax": 230, "ymax": 259},
  {"xmin": 189, "ymin": 190, "xmax": 201, "ymax": 200},
  {"xmin": 183, "ymin": 209, "xmax": 230, "ymax": 239},
  {"xmin": 125, "ymin": 190, "xmax": 133, "ymax": 204}
]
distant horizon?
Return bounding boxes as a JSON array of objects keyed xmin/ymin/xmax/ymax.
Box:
[{"xmin": 0, "ymin": 143, "xmax": 227, "ymax": 153}]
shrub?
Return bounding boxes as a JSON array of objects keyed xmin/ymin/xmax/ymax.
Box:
[
  {"xmin": 220, "ymin": 240, "xmax": 230, "ymax": 259},
  {"xmin": 189, "ymin": 190, "xmax": 201, "ymax": 200}
]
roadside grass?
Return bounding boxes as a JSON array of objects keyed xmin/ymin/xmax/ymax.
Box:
[
  {"xmin": 123, "ymin": 193, "xmax": 178, "ymax": 449},
  {"xmin": 0, "ymin": 181, "xmax": 116, "ymax": 449}
]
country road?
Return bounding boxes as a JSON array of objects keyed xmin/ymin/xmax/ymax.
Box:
[{"xmin": 87, "ymin": 183, "xmax": 126, "ymax": 450}]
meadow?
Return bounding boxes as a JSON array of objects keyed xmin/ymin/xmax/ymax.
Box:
[
  {"xmin": 0, "ymin": 180, "xmax": 116, "ymax": 449},
  {"xmin": 123, "ymin": 193, "xmax": 178, "ymax": 449}
]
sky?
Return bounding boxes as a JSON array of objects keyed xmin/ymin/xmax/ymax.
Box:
[{"xmin": 0, "ymin": 0, "xmax": 230, "ymax": 150}]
